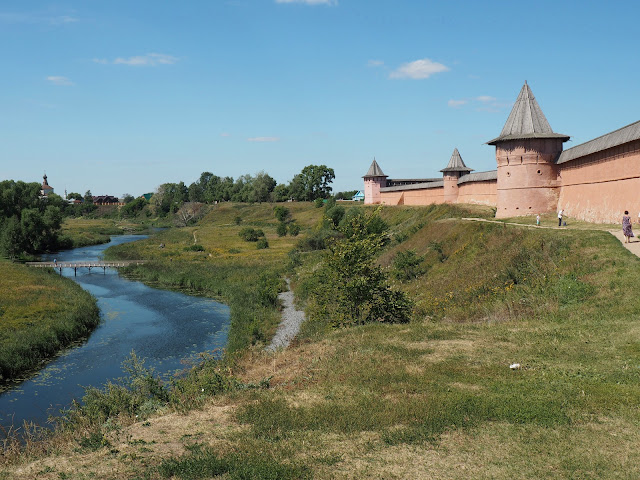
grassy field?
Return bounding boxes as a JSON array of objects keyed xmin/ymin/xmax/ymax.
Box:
[
  {"xmin": 0, "ymin": 260, "xmax": 99, "ymax": 384},
  {"xmin": 3, "ymin": 203, "xmax": 640, "ymax": 479},
  {"xmin": 60, "ymin": 217, "xmax": 151, "ymax": 248}
]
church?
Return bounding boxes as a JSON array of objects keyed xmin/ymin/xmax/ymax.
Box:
[{"xmin": 363, "ymin": 82, "xmax": 640, "ymax": 223}]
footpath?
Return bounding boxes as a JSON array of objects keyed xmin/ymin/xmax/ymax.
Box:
[
  {"xmin": 266, "ymin": 279, "xmax": 305, "ymax": 352},
  {"xmin": 462, "ymin": 217, "xmax": 640, "ymax": 258}
]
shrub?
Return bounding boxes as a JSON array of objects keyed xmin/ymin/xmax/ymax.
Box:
[
  {"xmin": 310, "ymin": 208, "xmax": 412, "ymax": 327},
  {"xmin": 185, "ymin": 244, "xmax": 205, "ymax": 252},
  {"xmin": 314, "ymin": 198, "xmax": 324, "ymax": 208},
  {"xmin": 234, "ymin": 216, "xmax": 243, "ymax": 225},
  {"xmin": 288, "ymin": 222, "xmax": 301, "ymax": 236},
  {"xmin": 325, "ymin": 205, "xmax": 345, "ymax": 227},
  {"xmin": 276, "ymin": 222, "xmax": 288, "ymax": 237},
  {"xmin": 393, "ymin": 249, "xmax": 426, "ymax": 280},
  {"xmin": 297, "ymin": 228, "xmax": 338, "ymax": 251},
  {"xmin": 238, "ymin": 227, "xmax": 264, "ymax": 242},
  {"xmin": 273, "ymin": 206, "xmax": 290, "ymax": 222},
  {"xmin": 257, "ymin": 238, "xmax": 269, "ymax": 249}
]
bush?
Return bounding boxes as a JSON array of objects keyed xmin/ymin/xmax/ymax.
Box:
[
  {"xmin": 325, "ymin": 205, "xmax": 345, "ymax": 227},
  {"xmin": 393, "ymin": 249, "xmax": 425, "ymax": 280},
  {"xmin": 288, "ymin": 222, "xmax": 301, "ymax": 236},
  {"xmin": 234, "ymin": 216, "xmax": 243, "ymax": 225},
  {"xmin": 297, "ymin": 228, "xmax": 338, "ymax": 251},
  {"xmin": 309, "ymin": 208, "xmax": 412, "ymax": 327},
  {"xmin": 257, "ymin": 238, "xmax": 269, "ymax": 249},
  {"xmin": 238, "ymin": 227, "xmax": 264, "ymax": 242},
  {"xmin": 185, "ymin": 244, "xmax": 205, "ymax": 252},
  {"xmin": 276, "ymin": 222, "xmax": 288, "ymax": 237},
  {"xmin": 314, "ymin": 198, "xmax": 324, "ymax": 208},
  {"xmin": 273, "ymin": 206, "xmax": 290, "ymax": 222}
]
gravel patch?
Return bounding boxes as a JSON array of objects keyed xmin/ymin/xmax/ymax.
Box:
[{"xmin": 266, "ymin": 279, "xmax": 306, "ymax": 351}]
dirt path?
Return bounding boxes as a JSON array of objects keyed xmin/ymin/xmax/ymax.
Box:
[
  {"xmin": 461, "ymin": 217, "xmax": 640, "ymax": 258},
  {"xmin": 266, "ymin": 279, "xmax": 305, "ymax": 352}
]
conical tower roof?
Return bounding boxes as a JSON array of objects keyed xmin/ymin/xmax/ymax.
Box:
[
  {"xmin": 487, "ymin": 82, "xmax": 569, "ymax": 145},
  {"xmin": 363, "ymin": 158, "xmax": 387, "ymax": 178},
  {"xmin": 440, "ymin": 148, "xmax": 473, "ymax": 173}
]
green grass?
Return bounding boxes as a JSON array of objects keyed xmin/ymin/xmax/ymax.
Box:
[
  {"xmin": 5, "ymin": 203, "xmax": 640, "ymax": 479},
  {"xmin": 60, "ymin": 217, "xmax": 150, "ymax": 248},
  {"xmin": 0, "ymin": 260, "xmax": 100, "ymax": 383}
]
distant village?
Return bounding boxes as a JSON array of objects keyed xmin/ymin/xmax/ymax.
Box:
[{"xmin": 39, "ymin": 173, "xmax": 153, "ymax": 206}]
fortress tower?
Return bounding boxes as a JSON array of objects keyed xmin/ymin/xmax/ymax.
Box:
[
  {"xmin": 440, "ymin": 148, "xmax": 473, "ymax": 203},
  {"xmin": 487, "ymin": 82, "xmax": 569, "ymax": 218},
  {"xmin": 363, "ymin": 158, "xmax": 388, "ymax": 204}
]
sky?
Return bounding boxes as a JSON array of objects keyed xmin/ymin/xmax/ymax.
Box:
[{"xmin": 2, "ymin": 0, "xmax": 640, "ymax": 197}]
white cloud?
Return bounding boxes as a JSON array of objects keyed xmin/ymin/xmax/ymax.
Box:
[
  {"xmin": 50, "ymin": 15, "xmax": 78, "ymax": 25},
  {"xmin": 0, "ymin": 12, "xmax": 78, "ymax": 25},
  {"xmin": 247, "ymin": 137, "xmax": 280, "ymax": 142},
  {"xmin": 476, "ymin": 95, "xmax": 496, "ymax": 103},
  {"xmin": 367, "ymin": 59, "xmax": 384, "ymax": 67},
  {"xmin": 47, "ymin": 76, "xmax": 74, "ymax": 86},
  {"xmin": 275, "ymin": 0, "xmax": 337, "ymax": 4},
  {"xmin": 94, "ymin": 53, "xmax": 179, "ymax": 67},
  {"xmin": 389, "ymin": 58, "xmax": 449, "ymax": 79},
  {"xmin": 448, "ymin": 99, "xmax": 467, "ymax": 108}
]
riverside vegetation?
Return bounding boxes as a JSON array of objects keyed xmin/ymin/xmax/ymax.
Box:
[
  {"xmin": 0, "ymin": 215, "xmax": 158, "ymax": 386},
  {"xmin": 3, "ymin": 203, "xmax": 640, "ymax": 479}
]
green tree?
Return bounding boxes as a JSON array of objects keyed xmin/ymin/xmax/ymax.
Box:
[
  {"xmin": 311, "ymin": 209, "xmax": 412, "ymax": 327},
  {"xmin": 272, "ymin": 183, "xmax": 290, "ymax": 202},
  {"xmin": 289, "ymin": 165, "xmax": 335, "ymax": 201},
  {"xmin": 66, "ymin": 192, "xmax": 82, "ymax": 201},
  {"xmin": 0, "ymin": 180, "xmax": 64, "ymax": 257},
  {"xmin": 252, "ymin": 171, "xmax": 277, "ymax": 203}
]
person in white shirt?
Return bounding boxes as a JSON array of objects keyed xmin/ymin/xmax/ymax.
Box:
[{"xmin": 558, "ymin": 209, "xmax": 564, "ymax": 227}]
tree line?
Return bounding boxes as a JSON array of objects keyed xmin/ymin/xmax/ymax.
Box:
[
  {"xmin": 153, "ymin": 164, "xmax": 335, "ymax": 215},
  {"xmin": 0, "ymin": 180, "xmax": 65, "ymax": 258}
]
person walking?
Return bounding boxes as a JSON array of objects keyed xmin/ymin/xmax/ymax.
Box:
[
  {"xmin": 536, "ymin": 214, "xmax": 540, "ymax": 226},
  {"xmin": 558, "ymin": 209, "xmax": 564, "ymax": 227},
  {"xmin": 623, "ymin": 210, "xmax": 634, "ymax": 243}
]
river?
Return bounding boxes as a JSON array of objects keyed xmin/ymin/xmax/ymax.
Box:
[{"xmin": 0, "ymin": 235, "xmax": 230, "ymax": 433}]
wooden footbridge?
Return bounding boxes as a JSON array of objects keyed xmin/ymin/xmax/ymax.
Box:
[{"xmin": 26, "ymin": 260, "xmax": 146, "ymax": 275}]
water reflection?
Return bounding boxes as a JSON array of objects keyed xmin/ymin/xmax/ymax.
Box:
[{"xmin": 0, "ymin": 235, "xmax": 229, "ymax": 431}]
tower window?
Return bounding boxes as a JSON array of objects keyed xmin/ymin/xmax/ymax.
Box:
[{"xmin": 537, "ymin": 170, "xmax": 541, "ymax": 175}]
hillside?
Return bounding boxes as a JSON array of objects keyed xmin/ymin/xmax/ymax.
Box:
[{"xmin": 3, "ymin": 204, "xmax": 640, "ymax": 479}]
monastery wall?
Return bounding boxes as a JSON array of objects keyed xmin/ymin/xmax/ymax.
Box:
[
  {"xmin": 557, "ymin": 139, "xmax": 640, "ymax": 223},
  {"xmin": 457, "ymin": 180, "xmax": 497, "ymax": 206},
  {"xmin": 380, "ymin": 186, "xmax": 445, "ymax": 206}
]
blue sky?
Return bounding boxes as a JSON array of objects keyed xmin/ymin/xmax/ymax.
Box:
[{"xmin": 1, "ymin": 0, "xmax": 640, "ymax": 197}]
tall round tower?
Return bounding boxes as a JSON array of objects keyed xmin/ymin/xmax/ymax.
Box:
[
  {"xmin": 487, "ymin": 82, "xmax": 569, "ymax": 218},
  {"xmin": 440, "ymin": 148, "xmax": 473, "ymax": 203},
  {"xmin": 363, "ymin": 158, "xmax": 388, "ymax": 205}
]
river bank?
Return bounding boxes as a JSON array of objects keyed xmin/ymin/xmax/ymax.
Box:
[
  {"xmin": 6, "ymin": 205, "xmax": 640, "ymax": 479},
  {"xmin": 0, "ymin": 259, "xmax": 100, "ymax": 384},
  {"xmin": 0, "ymin": 218, "xmax": 155, "ymax": 384},
  {"xmin": 0, "ymin": 234, "xmax": 231, "ymax": 435}
]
